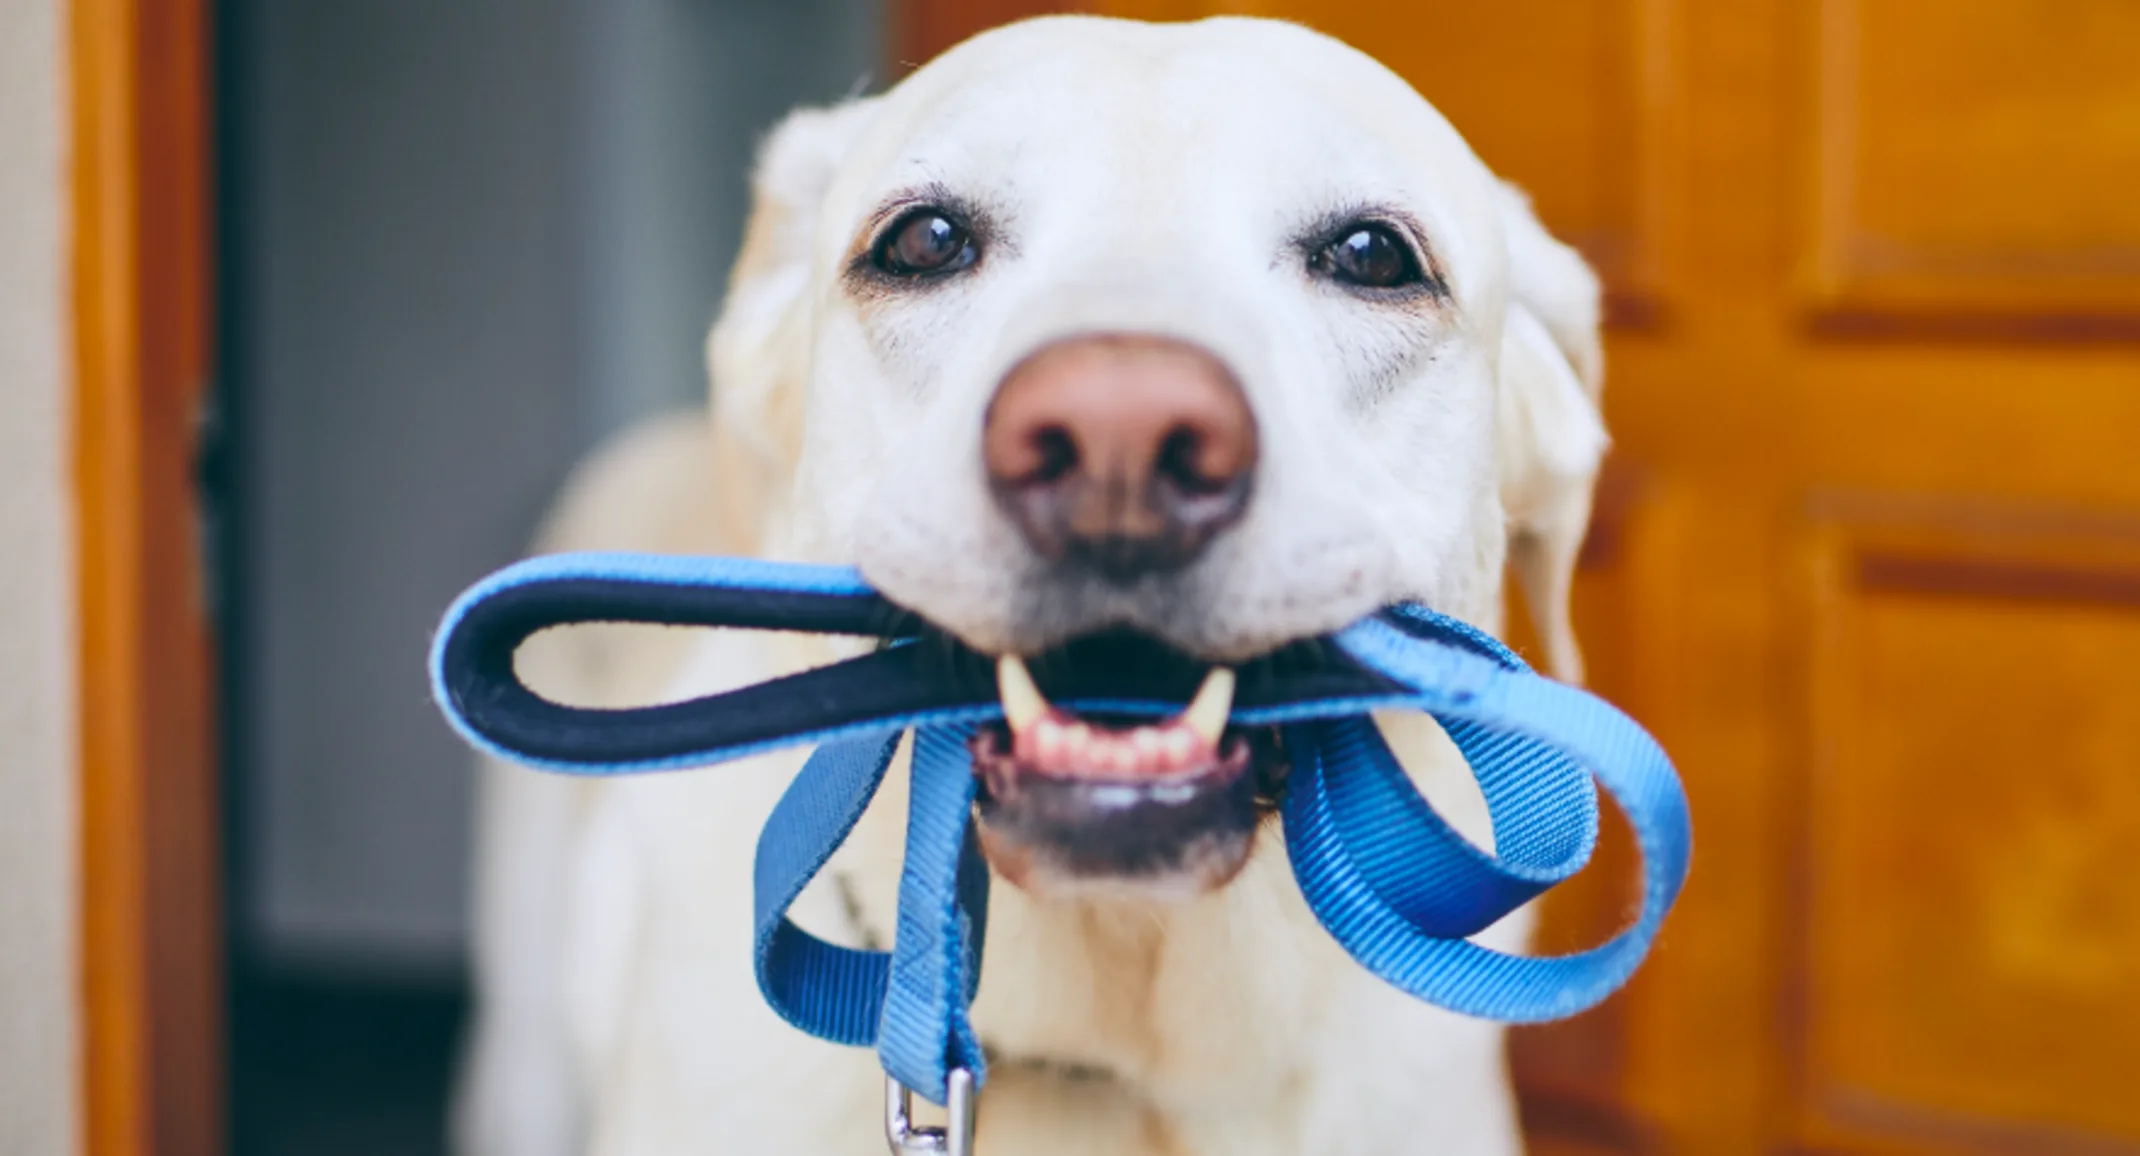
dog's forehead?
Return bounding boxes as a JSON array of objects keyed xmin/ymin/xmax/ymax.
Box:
[{"xmin": 838, "ymin": 17, "xmax": 1497, "ymax": 249}]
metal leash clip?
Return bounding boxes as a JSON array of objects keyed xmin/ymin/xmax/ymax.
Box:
[{"xmin": 885, "ymin": 1070, "xmax": 976, "ymax": 1156}]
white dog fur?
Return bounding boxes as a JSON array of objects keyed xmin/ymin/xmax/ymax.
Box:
[{"xmin": 454, "ymin": 16, "xmax": 1607, "ymax": 1156}]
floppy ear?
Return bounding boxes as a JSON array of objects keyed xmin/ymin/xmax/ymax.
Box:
[
  {"xmin": 1493, "ymin": 183, "xmax": 1609, "ymax": 684},
  {"xmin": 704, "ymin": 98, "xmax": 884, "ymax": 554}
]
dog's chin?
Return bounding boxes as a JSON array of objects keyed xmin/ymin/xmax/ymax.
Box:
[{"xmin": 966, "ymin": 631, "xmax": 1291, "ymax": 903}]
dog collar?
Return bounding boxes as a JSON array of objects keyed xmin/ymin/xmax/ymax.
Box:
[{"xmin": 430, "ymin": 551, "xmax": 1691, "ymax": 1144}]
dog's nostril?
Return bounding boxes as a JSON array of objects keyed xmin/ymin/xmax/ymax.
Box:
[
  {"xmin": 1155, "ymin": 425, "xmax": 1225, "ymax": 495},
  {"xmin": 1029, "ymin": 426, "xmax": 1079, "ymax": 485}
]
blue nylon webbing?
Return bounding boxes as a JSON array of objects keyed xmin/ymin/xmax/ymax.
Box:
[
  {"xmin": 752, "ymin": 732, "xmax": 902, "ymax": 1046},
  {"xmin": 430, "ymin": 551, "xmax": 1692, "ymax": 1106}
]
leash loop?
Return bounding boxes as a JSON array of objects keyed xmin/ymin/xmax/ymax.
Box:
[{"xmin": 428, "ymin": 551, "xmax": 1693, "ymax": 1118}]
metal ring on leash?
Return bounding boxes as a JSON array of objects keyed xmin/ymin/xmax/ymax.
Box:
[{"xmin": 885, "ymin": 1069, "xmax": 976, "ymax": 1156}]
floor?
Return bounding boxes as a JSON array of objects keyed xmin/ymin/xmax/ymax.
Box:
[{"xmin": 229, "ymin": 972, "xmax": 467, "ymax": 1156}]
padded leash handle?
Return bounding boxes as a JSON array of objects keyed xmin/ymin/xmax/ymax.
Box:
[
  {"xmin": 431, "ymin": 551, "xmax": 1415, "ymax": 775},
  {"xmin": 429, "ymin": 552, "xmax": 953, "ymax": 773}
]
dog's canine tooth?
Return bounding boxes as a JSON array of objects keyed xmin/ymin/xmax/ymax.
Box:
[
  {"xmin": 1182, "ymin": 668, "xmax": 1236, "ymax": 748},
  {"xmin": 996, "ymin": 654, "xmax": 1048, "ymax": 733}
]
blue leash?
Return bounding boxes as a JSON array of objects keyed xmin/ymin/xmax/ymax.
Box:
[{"xmin": 430, "ymin": 551, "xmax": 1690, "ymax": 1112}]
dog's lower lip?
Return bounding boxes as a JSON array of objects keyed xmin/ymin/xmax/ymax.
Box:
[{"xmin": 967, "ymin": 719, "xmax": 1281, "ymax": 895}]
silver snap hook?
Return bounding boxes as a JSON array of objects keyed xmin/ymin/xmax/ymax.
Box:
[{"xmin": 885, "ymin": 1069, "xmax": 976, "ymax": 1156}]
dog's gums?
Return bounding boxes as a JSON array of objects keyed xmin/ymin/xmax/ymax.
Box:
[{"xmin": 996, "ymin": 655, "xmax": 1233, "ymax": 774}]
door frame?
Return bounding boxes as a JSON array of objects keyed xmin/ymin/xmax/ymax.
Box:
[{"xmin": 72, "ymin": 0, "xmax": 220, "ymax": 1152}]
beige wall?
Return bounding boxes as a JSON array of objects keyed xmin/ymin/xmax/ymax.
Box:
[{"xmin": 0, "ymin": 0, "xmax": 76, "ymax": 1152}]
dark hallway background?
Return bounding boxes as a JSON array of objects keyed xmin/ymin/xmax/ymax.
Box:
[{"xmin": 212, "ymin": 1, "xmax": 880, "ymax": 1150}]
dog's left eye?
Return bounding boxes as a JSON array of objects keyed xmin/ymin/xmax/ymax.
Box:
[
  {"xmin": 1313, "ymin": 224, "xmax": 1423, "ymax": 291},
  {"xmin": 874, "ymin": 209, "xmax": 979, "ymax": 277}
]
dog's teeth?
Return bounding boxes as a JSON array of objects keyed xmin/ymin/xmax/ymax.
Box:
[
  {"xmin": 1182, "ymin": 667, "xmax": 1236, "ymax": 747},
  {"xmin": 996, "ymin": 654, "xmax": 1048, "ymax": 733},
  {"xmin": 1035, "ymin": 719, "xmax": 1065, "ymax": 762},
  {"xmin": 1130, "ymin": 731, "xmax": 1162, "ymax": 772},
  {"xmin": 1162, "ymin": 728, "xmax": 1195, "ymax": 766}
]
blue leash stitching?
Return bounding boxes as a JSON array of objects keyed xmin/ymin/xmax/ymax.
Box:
[{"xmin": 430, "ymin": 551, "xmax": 1691, "ymax": 1106}]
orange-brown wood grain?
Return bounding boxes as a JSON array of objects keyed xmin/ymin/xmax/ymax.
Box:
[
  {"xmin": 907, "ymin": 3, "xmax": 2140, "ymax": 1153},
  {"xmin": 894, "ymin": 0, "xmax": 1086, "ymax": 72},
  {"xmin": 72, "ymin": 0, "xmax": 220, "ymax": 1152},
  {"xmin": 1802, "ymin": 0, "xmax": 2140, "ymax": 326},
  {"xmin": 1791, "ymin": 506, "xmax": 2140, "ymax": 1154}
]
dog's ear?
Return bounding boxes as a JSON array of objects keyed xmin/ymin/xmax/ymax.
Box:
[
  {"xmin": 1493, "ymin": 184, "xmax": 1609, "ymax": 683},
  {"xmin": 705, "ymin": 97, "xmax": 884, "ymax": 553}
]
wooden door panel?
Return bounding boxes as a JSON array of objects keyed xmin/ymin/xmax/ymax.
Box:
[
  {"xmin": 1806, "ymin": 0, "xmax": 2140, "ymax": 320},
  {"xmin": 1796, "ymin": 346, "xmax": 2140, "ymax": 509},
  {"xmin": 1802, "ymin": 517, "xmax": 2140, "ymax": 1151}
]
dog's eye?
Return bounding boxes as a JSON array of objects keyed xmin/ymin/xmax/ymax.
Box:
[
  {"xmin": 874, "ymin": 209, "xmax": 978, "ymax": 277},
  {"xmin": 1313, "ymin": 224, "xmax": 1423, "ymax": 290}
]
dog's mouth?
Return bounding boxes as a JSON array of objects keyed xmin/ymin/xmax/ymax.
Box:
[{"xmin": 968, "ymin": 634, "xmax": 1289, "ymax": 900}]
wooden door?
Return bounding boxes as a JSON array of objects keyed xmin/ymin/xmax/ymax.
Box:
[
  {"xmin": 903, "ymin": 2, "xmax": 2140, "ymax": 1152},
  {"xmin": 74, "ymin": 0, "xmax": 221, "ymax": 1152}
]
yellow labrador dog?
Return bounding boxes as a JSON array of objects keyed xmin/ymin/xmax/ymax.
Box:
[{"xmin": 456, "ymin": 15, "xmax": 1606, "ymax": 1156}]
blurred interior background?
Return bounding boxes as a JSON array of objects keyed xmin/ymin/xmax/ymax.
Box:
[
  {"xmin": 215, "ymin": 1, "xmax": 878, "ymax": 1152},
  {"xmin": 138, "ymin": 0, "xmax": 2140, "ymax": 1153}
]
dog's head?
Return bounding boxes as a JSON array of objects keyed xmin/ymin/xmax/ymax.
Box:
[{"xmin": 710, "ymin": 16, "xmax": 1606, "ymax": 900}]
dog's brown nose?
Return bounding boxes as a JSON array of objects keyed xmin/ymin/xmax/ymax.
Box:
[{"xmin": 983, "ymin": 335, "xmax": 1257, "ymax": 581}]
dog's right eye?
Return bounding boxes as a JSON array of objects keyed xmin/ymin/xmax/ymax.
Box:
[
  {"xmin": 1312, "ymin": 223, "xmax": 1425, "ymax": 291},
  {"xmin": 873, "ymin": 209, "xmax": 979, "ymax": 278}
]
